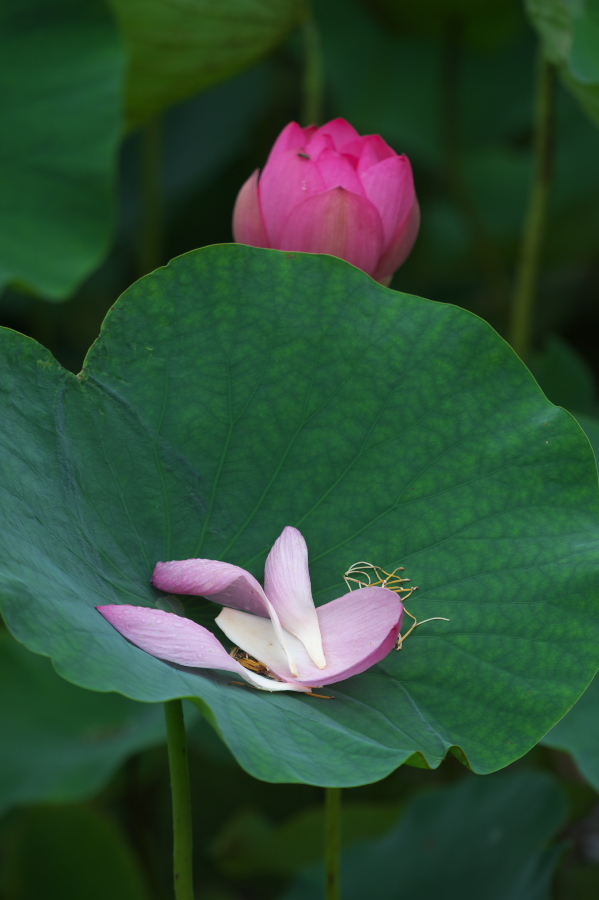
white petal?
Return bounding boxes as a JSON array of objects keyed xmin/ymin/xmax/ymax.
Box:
[
  {"xmin": 238, "ymin": 668, "xmax": 312, "ymax": 693},
  {"xmin": 217, "ymin": 607, "xmax": 290, "ymax": 671},
  {"xmin": 153, "ymin": 556, "xmax": 300, "ymax": 676},
  {"xmin": 264, "ymin": 527, "xmax": 326, "ymax": 669},
  {"xmin": 216, "ymin": 586, "xmax": 403, "ymax": 686}
]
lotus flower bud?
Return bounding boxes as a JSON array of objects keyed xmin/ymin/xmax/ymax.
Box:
[{"xmin": 232, "ymin": 118, "xmax": 419, "ymax": 284}]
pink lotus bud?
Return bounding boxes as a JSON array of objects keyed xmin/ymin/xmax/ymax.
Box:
[{"xmin": 232, "ymin": 119, "xmax": 420, "ymax": 284}]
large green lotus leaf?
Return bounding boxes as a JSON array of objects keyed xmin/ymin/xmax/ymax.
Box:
[
  {"xmin": 109, "ymin": 0, "xmax": 302, "ymax": 127},
  {"xmin": 525, "ymin": 0, "xmax": 599, "ymax": 127},
  {"xmin": 1, "ymin": 806, "xmax": 150, "ymax": 900},
  {"xmin": 0, "ymin": 631, "xmax": 167, "ymax": 816},
  {"xmin": 0, "ymin": 0, "xmax": 124, "ymax": 300},
  {"xmin": 282, "ymin": 770, "xmax": 567, "ymax": 900},
  {"xmin": 0, "ymin": 245, "xmax": 598, "ymax": 787}
]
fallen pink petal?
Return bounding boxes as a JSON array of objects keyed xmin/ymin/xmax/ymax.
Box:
[{"xmin": 97, "ymin": 526, "xmax": 404, "ymax": 693}]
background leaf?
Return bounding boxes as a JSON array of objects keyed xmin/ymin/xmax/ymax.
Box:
[
  {"xmin": 0, "ymin": 0, "xmax": 124, "ymax": 300},
  {"xmin": 0, "ymin": 632, "xmax": 167, "ymax": 816},
  {"xmin": 212, "ymin": 802, "xmax": 402, "ymax": 877},
  {"xmin": 525, "ymin": 0, "xmax": 599, "ymax": 127},
  {"xmin": 543, "ymin": 672, "xmax": 599, "ymax": 793},
  {"xmin": 0, "ymin": 805, "xmax": 151, "ymax": 900},
  {"xmin": 530, "ymin": 336, "xmax": 597, "ymax": 415},
  {"xmin": 281, "ymin": 770, "xmax": 567, "ymax": 900},
  {"xmin": 110, "ymin": 0, "xmax": 303, "ymax": 127},
  {"xmin": 0, "ymin": 246, "xmax": 598, "ymax": 786}
]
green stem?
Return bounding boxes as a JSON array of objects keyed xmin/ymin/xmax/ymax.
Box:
[
  {"xmin": 139, "ymin": 116, "xmax": 164, "ymax": 276},
  {"xmin": 164, "ymin": 700, "xmax": 194, "ymax": 900},
  {"xmin": 301, "ymin": 4, "xmax": 323, "ymax": 126},
  {"xmin": 441, "ymin": 18, "xmax": 509, "ymax": 316},
  {"xmin": 325, "ymin": 787, "xmax": 342, "ymax": 900},
  {"xmin": 509, "ymin": 56, "xmax": 556, "ymax": 361}
]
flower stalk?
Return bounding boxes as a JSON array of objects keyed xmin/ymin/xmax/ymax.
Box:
[
  {"xmin": 509, "ymin": 55, "xmax": 556, "ymax": 361},
  {"xmin": 139, "ymin": 116, "xmax": 164, "ymax": 276},
  {"xmin": 164, "ymin": 699, "xmax": 194, "ymax": 900},
  {"xmin": 301, "ymin": 4, "xmax": 324, "ymax": 126},
  {"xmin": 325, "ymin": 787, "xmax": 342, "ymax": 900}
]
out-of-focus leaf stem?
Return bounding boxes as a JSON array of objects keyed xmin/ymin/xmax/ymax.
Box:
[
  {"xmin": 442, "ymin": 18, "xmax": 510, "ymax": 316},
  {"xmin": 300, "ymin": 4, "xmax": 323, "ymax": 126},
  {"xmin": 509, "ymin": 56, "xmax": 556, "ymax": 361},
  {"xmin": 164, "ymin": 700, "xmax": 194, "ymax": 900},
  {"xmin": 325, "ymin": 786, "xmax": 342, "ymax": 900},
  {"xmin": 140, "ymin": 116, "xmax": 164, "ymax": 276}
]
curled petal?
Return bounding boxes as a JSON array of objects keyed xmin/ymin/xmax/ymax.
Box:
[
  {"xmin": 98, "ymin": 604, "xmax": 248, "ymax": 671},
  {"xmin": 278, "ymin": 188, "xmax": 385, "ymax": 277},
  {"xmin": 264, "ymin": 527, "xmax": 326, "ymax": 669},
  {"xmin": 216, "ymin": 587, "xmax": 403, "ymax": 686},
  {"xmin": 152, "ymin": 559, "xmax": 269, "ymax": 616},
  {"xmin": 152, "ymin": 559, "xmax": 301, "ymax": 678},
  {"xmin": 240, "ymin": 671, "xmax": 312, "ymax": 693},
  {"xmin": 97, "ymin": 605, "xmax": 310, "ymax": 693},
  {"xmin": 232, "ymin": 169, "xmax": 269, "ymax": 247}
]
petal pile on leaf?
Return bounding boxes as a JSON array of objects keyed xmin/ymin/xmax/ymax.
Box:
[{"xmin": 98, "ymin": 527, "xmax": 404, "ymax": 694}]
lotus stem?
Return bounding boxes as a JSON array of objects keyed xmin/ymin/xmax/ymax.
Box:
[
  {"xmin": 140, "ymin": 115, "xmax": 164, "ymax": 275},
  {"xmin": 509, "ymin": 55, "xmax": 556, "ymax": 361},
  {"xmin": 301, "ymin": 5, "xmax": 323, "ymax": 126},
  {"xmin": 164, "ymin": 699, "xmax": 194, "ymax": 900},
  {"xmin": 325, "ymin": 787, "xmax": 342, "ymax": 900},
  {"xmin": 441, "ymin": 18, "xmax": 509, "ymax": 316}
]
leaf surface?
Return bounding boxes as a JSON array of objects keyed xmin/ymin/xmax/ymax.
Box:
[{"xmin": 1, "ymin": 245, "xmax": 598, "ymax": 785}]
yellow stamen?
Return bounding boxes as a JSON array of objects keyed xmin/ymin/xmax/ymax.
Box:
[
  {"xmin": 343, "ymin": 560, "xmax": 449, "ymax": 650},
  {"xmin": 344, "ymin": 561, "xmax": 416, "ymax": 595}
]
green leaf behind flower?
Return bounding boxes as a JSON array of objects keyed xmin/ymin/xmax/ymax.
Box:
[
  {"xmin": 0, "ymin": 632, "xmax": 166, "ymax": 815},
  {"xmin": 0, "ymin": 0, "xmax": 124, "ymax": 300},
  {"xmin": 282, "ymin": 770, "xmax": 567, "ymax": 900},
  {"xmin": 110, "ymin": 0, "xmax": 303, "ymax": 127},
  {"xmin": 525, "ymin": 0, "xmax": 599, "ymax": 127}
]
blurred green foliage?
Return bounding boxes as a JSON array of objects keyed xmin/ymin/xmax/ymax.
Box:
[
  {"xmin": 0, "ymin": 0, "xmax": 124, "ymax": 299},
  {"xmin": 283, "ymin": 771, "xmax": 568, "ymax": 900}
]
